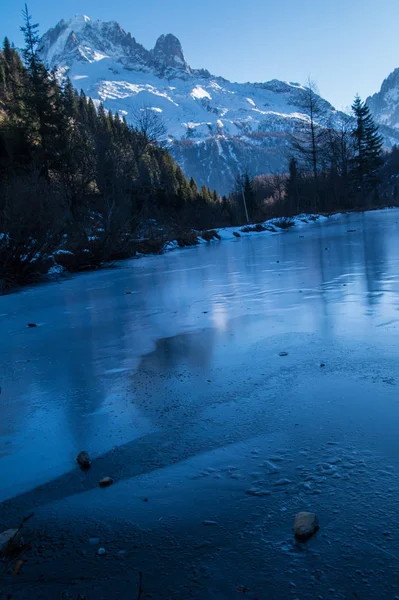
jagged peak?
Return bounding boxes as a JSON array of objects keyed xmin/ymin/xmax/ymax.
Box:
[
  {"xmin": 154, "ymin": 33, "xmax": 183, "ymax": 55},
  {"xmin": 40, "ymin": 16, "xmax": 194, "ymax": 77},
  {"xmin": 152, "ymin": 33, "xmax": 188, "ymax": 72}
]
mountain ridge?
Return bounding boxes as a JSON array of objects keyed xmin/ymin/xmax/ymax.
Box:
[
  {"xmin": 39, "ymin": 15, "xmax": 399, "ymax": 194},
  {"xmin": 40, "ymin": 15, "xmax": 209, "ymax": 79}
]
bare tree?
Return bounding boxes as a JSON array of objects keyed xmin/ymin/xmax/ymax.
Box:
[
  {"xmin": 291, "ymin": 78, "xmax": 327, "ymax": 211},
  {"xmin": 270, "ymin": 172, "xmax": 286, "ymax": 207},
  {"xmin": 131, "ymin": 105, "xmax": 167, "ymax": 152},
  {"xmin": 292, "ymin": 79, "xmax": 326, "ymax": 175},
  {"xmin": 320, "ymin": 116, "xmax": 355, "ymax": 180}
]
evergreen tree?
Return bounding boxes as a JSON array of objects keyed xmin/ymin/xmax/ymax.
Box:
[
  {"xmin": 0, "ymin": 38, "xmax": 26, "ymax": 118},
  {"xmin": 20, "ymin": 4, "xmax": 65, "ymax": 175},
  {"xmin": 61, "ymin": 78, "xmax": 78, "ymax": 119},
  {"xmin": 87, "ymin": 97, "xmax": 97, "ymax": 128},
  {"xmin": 189, "ymin": 176, "xmax": 198, "ymax": 196},
  {"xmin": 199, "ymin": 184, "xmax": 212, "ymax": 204},
  {"xmin": 286, "ymin": 157, "xmax": 300, "ymax": 214},
  {"xmin": 351, "ymin": 94, "xmax": 383, "ymax": 193},
  {"xmin": 175, "ymin": 165, "xmax": 191, "ymax": 206},
  {"xmin": 243, "ymin": 172, "xmax": 256, "ymax": 216}
]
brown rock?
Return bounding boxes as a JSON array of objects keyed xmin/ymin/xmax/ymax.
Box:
[
  {"xmin": 294, "ymin": 512, "xmax": 319, "ymax": 541},
  {"xmin": 76, "ymin": 451, "xmax": 91, "ymax": 469},
  {"xmin": 99, "ymin": 477, "xmax": 114, "ymax": 488}
]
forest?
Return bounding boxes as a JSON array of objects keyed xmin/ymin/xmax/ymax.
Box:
[{"xmin": 1, "ymin": 9, "xmax": 398, "ymax": 290}]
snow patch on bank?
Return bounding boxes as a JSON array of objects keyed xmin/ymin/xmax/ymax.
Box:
[{"xmin": 163, "ymin": 213, "xmax": 329, "ymax": 254}]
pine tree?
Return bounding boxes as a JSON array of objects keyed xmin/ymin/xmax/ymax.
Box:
[
  {"xmin": 199, "ymin": 184, "xmax": 212, "ymax": 204},
  {"xmin": 1, "ymin": 39, "xmax": 26, "ymax": 118},
  {"xmin": 234, "ymin": 172, "xmax": 257, "ymax": 220},
  {"xmin": 351, "ymin": 94, "xmax": 383, "ymax": 192},
  {"xmin": 87, "ymin": 97, "xmax": 97, "ymax": 128},
  {"xmin": 20, "ymin": 4, "xmax": 65, "ymax": 175},
  {"xmin": 62, "ymin": 78, "xmax": 78, "ymax": 119},
  {"xmin": 175, "ymin": 165, "xmax": 191, "ymax": 206},
  {"xmin": 189, "ymin": 176, "xmax": 198, "ymax": 196},
  {"xmin": 286, "ymin": 157, "xmax": 300, "ymax": 214}
]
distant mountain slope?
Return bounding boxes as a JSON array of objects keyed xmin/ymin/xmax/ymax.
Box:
[
  {"xmin": 40, "ymin": 16, "xmax": 399, "ymax": 194},
  {"xmin": 367, "ymin": 68, "xmax": 399, "ymax": 131}
]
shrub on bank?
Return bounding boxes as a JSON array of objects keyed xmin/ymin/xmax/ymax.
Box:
[
  {"xmin": 134, "ymin": 238, "xmax": 166, "ymax": 255},
  {"xmin": 201, "ymin": 230, "xmax": 221, "ymax": 242},
  {"xmin": 176, "ymin": 231, "xmax": 200, "ymax": 247},
  {"xmin": 241, "ymin": 223, "xmax": 267, "ymax": 233},
  {"xmin": 273, "ymin": 217, "xmax": 295, "ymax": 229}
]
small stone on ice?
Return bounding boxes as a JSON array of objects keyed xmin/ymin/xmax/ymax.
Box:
[
  {"xmin": 76, "ymin": 451, "xmax": 91, "ymax": 469},
  {"xmin": 99, "ymin": 477, "xmax": 114, "ymax": 488},
  {"xmin": 294, "ymin": 512, "xmax": 319, "ymax": 541},
  {"xmin": 279, "ymin": 352, "xmax": 288, "ymax": 357},
  {"xmin": 98, "ymin": 547, "xmax": 106, "ymax": 555}
]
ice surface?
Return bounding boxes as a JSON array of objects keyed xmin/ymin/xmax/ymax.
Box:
[
  {"xmin": 2, "ymin": 210, "xmax": 399, "ymax": 597},
  {"xmin": 1, "ymin": 209, "xmax": 399, "ymax": 503}
]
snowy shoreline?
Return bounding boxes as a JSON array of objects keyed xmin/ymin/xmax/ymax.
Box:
[
  {"xmin": 47, "ymin": 213, "xmax": 332, "ymax": 280},
  {"xmin": 159, "ymin": 207, "xmax": 397, "ymax": 256},
  {"xmin": 2, "ymin": 208, "xmax": 393, "ymax": 294},
  {"xmin": 150, "ymin": 213, "xmax": 330, "ymax": 256}
]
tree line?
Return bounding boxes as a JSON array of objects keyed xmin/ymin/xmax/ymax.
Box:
[
  {"xmin": 227, "ymin": 80, "xmax": 398, "ymax": 223},
  {"xmin": 0, "ymin": 7, "xmax": 224, "ymax": 288}
]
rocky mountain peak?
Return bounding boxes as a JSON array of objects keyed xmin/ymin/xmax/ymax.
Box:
[
  {"xmin": 153, "ymin": 34, "xmax": 186, "ymax": 66},
  {"xmin": 40, "ymin": 16, "xmax": 191, "ymax": 78}
]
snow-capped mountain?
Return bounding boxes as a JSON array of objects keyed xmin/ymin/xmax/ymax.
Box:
[
  {"xmin": 40, "ymin": 16, "xmax": 399, "ymax": 194},
  {"xmin": 367, "ymin": 68, "xmax": 399, "ymax": 131}
]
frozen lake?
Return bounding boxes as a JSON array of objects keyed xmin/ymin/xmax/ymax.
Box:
[{"xmin": 1, "ymin": 209, "xmax": 399, "ymax": 598}]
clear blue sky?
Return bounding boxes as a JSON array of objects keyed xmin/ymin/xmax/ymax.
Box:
[{"xmin": 1, "ymin": 0, "xmax": 398, "ymax": 110}]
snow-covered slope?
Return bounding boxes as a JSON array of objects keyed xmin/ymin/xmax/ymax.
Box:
[
  {"xmin": 367, "ymin": 68, "xmax": 399, "ymax": 131},
  {"xmin": 40, "ymin": 16, "xmax": 399, "ymax": 194}
]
